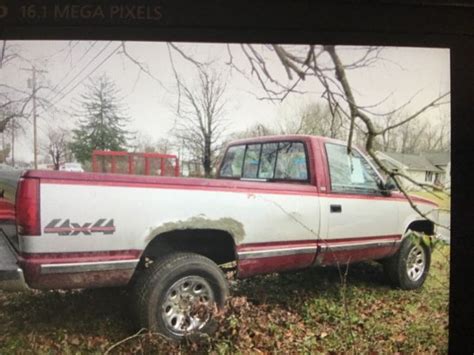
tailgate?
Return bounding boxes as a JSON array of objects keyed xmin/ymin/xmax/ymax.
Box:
[{"xmin": 0, "ymin": 169, "xmax": 23, "ymax": 250}]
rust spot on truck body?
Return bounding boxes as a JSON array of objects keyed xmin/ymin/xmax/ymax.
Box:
[{"xmin": 146, "ymin": 216, "xmax": 246, "ymax": 244}]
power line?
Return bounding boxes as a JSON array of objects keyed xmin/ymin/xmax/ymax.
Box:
[
  {"xmin": 44, "ymin": 41, "xmax": 99, "ymax": 102},
  {"xmin": 34, "ymin": 40, "xmax": 80, "ymax": 61},
  {"xmin": 22, "ymin": 42, "xmax": 120, "ymax": 166},
  {"xmin": 76, "ymin": 41, "xmax": 98, "ymax": 63},
  {"xmin": 47, "ymin": 41, "xmax": 112, "ymax": 104},
  {"xmin": 47, "ymin": 41, "xmax": 111, "ymax": 104},
  {"xmin": 51, "ymin": 43, "xmax": 121, "ymax": 107}
]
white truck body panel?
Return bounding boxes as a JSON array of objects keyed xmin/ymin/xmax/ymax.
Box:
[{"xmin": 23, "ymin": 182, "xmax": 321, "ymax": 253}]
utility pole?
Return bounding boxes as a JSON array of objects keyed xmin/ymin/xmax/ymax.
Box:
[{"xmin": 21, "ymin": 65, "xmax": 47, "ymax": 169}]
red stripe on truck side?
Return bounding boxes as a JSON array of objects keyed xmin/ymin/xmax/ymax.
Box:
[
  {"xmin": 236, "ymin": 235, "xmax": 401, "ymax": 277},
  {"xmin": 237, "ymin": 239, "xmax": 317, "ymax": 252},
  {"xmin": 317, "ymin": 245, "xmax": 396, "ymax": 265},
  {"xmin": 237, "ymin": 234, "xmax": 402, "ymax": 252},
  {"xmin": 19, "ymin": 249, "xmax": 142, "ymax": 289},
  {"xmin": 238, "ymin": 253, "xmax": 316, "ymax": 278},
  {"xmin": 321, "ymin": 234, "xmax": 402, "ymax": 244},
  {"xmin": 20, "ymin": 249, "xmax": 141, "ymax": 262}
]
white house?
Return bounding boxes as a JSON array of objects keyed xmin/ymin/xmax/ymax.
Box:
[
  {"xmin": 421, "ymin": 152, "xmax": 451, "ymax": 189},
  {"xmin": 376, "ymin": 151, "xmax": 450, "ymax": 191}
]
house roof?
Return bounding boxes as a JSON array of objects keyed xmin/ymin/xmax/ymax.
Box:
[
  {"xmin": 381, "ymin": 152, "xmax": 443, "ymax": 172},
  {"xmin": 422, "ymin": 152, "xmax": 450, "ymax": 167},
  {"xmin": 378, "ymin": 159, "xmax": 399, "ymax": 171}
]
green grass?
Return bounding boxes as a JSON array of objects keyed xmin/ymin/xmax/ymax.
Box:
[{"xmin": 0, "ymin": 246, "xmax": 449, "ymax": 353}]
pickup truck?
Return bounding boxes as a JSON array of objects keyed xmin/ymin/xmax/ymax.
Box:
[{"xmin": 0, "ymin": 135, "xmax": 438, "ymax": 340}]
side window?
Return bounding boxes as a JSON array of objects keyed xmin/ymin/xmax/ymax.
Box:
[
  {"xmin": 242, "ymin": 144, "xmax": 261, "ymax": 178},
  {"xmin": 220, "ymin": 145, "xmax": 245, "ymax": 177},
  {"xmin": 274, "ymin": 142, "xmax": 308, "ymax": 181},
  {"xmin": 220, "ymin": 141, "xmax": 309, "ymax": 182},
  {"xmin": 258, "ymin": 143, "xmax": 278, "ymax": 178},
  {"xmin": 325, "ymin": 143, "xmax": 380, "ymax": 193}
]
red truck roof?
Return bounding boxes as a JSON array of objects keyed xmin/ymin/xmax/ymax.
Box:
[{"xmin": 226, "ymin": 134, "xmax": 336, "ymax": 146}]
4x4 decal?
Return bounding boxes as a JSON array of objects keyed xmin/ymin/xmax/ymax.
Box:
[{"xmin": 44, "ymin": 219, "xmax": 115, "ymax": 236}]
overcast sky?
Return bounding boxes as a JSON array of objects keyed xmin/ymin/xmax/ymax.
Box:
[{"xmin": 1, "ymin": 41, "xmax": 450, "ymax": 163}]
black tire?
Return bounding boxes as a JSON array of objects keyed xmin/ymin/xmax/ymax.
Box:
[
  {"xmin": 383, "ymin": 235, "xmax": 431, "ymax": 290},
  {"xmin": 132, "ymin": 252, "xmax": 229, "ymax": 340}
]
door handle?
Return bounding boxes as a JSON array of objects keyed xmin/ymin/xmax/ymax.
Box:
[{"xmin": 330, "ymin": 204, "xmax": 342, "ymax": 213}]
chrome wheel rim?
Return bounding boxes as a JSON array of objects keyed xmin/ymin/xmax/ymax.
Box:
[
  {"xmin": 406, "ymin": 245, "xmax": 426, "ymax": 281},
  {"xmin": 161, "ymin": 276, "xmax": 215, "ymax": 336}
]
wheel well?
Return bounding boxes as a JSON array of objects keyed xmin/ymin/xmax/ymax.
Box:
[
  {"xmin": 407, "ymin": 220, "xmax": 435, "ymax": 235},
  {"xmin": 140, "ymin": 229, "xmax": 237, "ymax": 266}
]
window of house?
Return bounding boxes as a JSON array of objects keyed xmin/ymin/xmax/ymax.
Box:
[
  {"xmin": 425, "ymin": 171, "xmax": 433, "ymax": 182},
  {"xmin": 219, "ymin": 141, "xmax": 309, "ymax": 182},
  {"xmin": 325, "ymin": 143, "xmax": 380, "ymax": 193}
]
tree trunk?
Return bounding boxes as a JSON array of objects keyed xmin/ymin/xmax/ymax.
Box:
[{"xmin": 203, "ymin": 136, "xmax": 212, "ymax": 177}]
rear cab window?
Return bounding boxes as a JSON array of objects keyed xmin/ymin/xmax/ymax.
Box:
[{"xmin": 220, "ymin": 141, "xmax": 309, "ymax": 183}]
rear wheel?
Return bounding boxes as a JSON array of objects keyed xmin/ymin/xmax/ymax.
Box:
[
  {"xmin": 383, "ymin": 234, "xmax": 431, "ymax": 290},
  {"xmin": 133, "ymin": 252, "xmax": 228, "ymax": 340}
]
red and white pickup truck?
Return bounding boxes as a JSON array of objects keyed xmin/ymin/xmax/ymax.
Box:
[{"xmin": 0, "ymin": 135, "xmax": 438, "ymax": 339}]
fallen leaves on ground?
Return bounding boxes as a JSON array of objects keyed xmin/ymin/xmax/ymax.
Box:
[{"xmin": 0, "ymin": 246, "xmax": 449, "ymax": 353}]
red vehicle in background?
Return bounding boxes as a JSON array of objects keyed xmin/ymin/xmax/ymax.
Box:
[{"xmin": 92, "ymin": 150, "xmax": 180, "ymax": 177}]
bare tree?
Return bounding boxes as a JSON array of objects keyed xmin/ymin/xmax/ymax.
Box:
[
  {"xmin": 0, "ymin": 41, "xmax": 20, "ymax": 69},
  {"xmin": 417, "ymin": 114, "xmax": 450, "ymax": 152},
  {"xmin": 1, "ymin": 43, "xmax": 31, "ymax": 131},
  {"xmin": 1, "ymin": 116, "xmax": 24, "ymax": 166},
  {"xmin": 0, "ymin": 140, "xmax": 10, "ymax": 164},
  {"xmin": 374, "ymin": 112, "xmax": 400, "ymax": 152},
  {"xmin": 127, "ymin": 42, "xmax": 448, "ymax": 223},
  {"xmin": 43, "ymin": 128, "xmax": 71, "ymax": 170},
  {"xmin": 173, "ymin": 67, "xmax": 228, "ymax": 177},
  {"xmin": 220, "ymin": 43, "xmax": 450, "ymax": 224},
  {"xmin": 371, "ymin": 109, "xmax": 450, "ymax": 154},
  {"xmin": 1, "ymin": 43, "xmax": 51, "ymax": 149},
  {"xmin": 230, "ymin": 122, "xmax": 275, "ymax": 140},
  {"xmin": 0, "ymin": 86, "xmax": 34, "ymax": 133},
  {"xmin": 132, "ymin": 133, "xmax": 176, "ymax": 154},
  {"xmin": 278, "ymin": 101, "xmax": 345, "ymax": 138}
]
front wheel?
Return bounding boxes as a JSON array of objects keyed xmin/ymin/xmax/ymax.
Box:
[
  {"xmin": 383, "ymin": 234, "xmax": 431, "ymax": 290},
  {"xmin": 133, "ymin": 252, "xmax": 229, "ymax": 340}
]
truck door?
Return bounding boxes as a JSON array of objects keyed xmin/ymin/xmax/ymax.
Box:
[
  {"xmin": 222, "ymin": 140, "xmax": 321, "ymax": 277},
  {"xmin": 317, "ymin": 142, "xmax": 399, "ymax": 264}
]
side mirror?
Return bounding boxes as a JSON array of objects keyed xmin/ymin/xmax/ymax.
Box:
[
  {"xmin": 380, "ymin": 178, "xmax": 397, "ymax": 196},
  {"xmin": 384, "ymin": 180, "xmax": 397, "ymax": 191}
]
